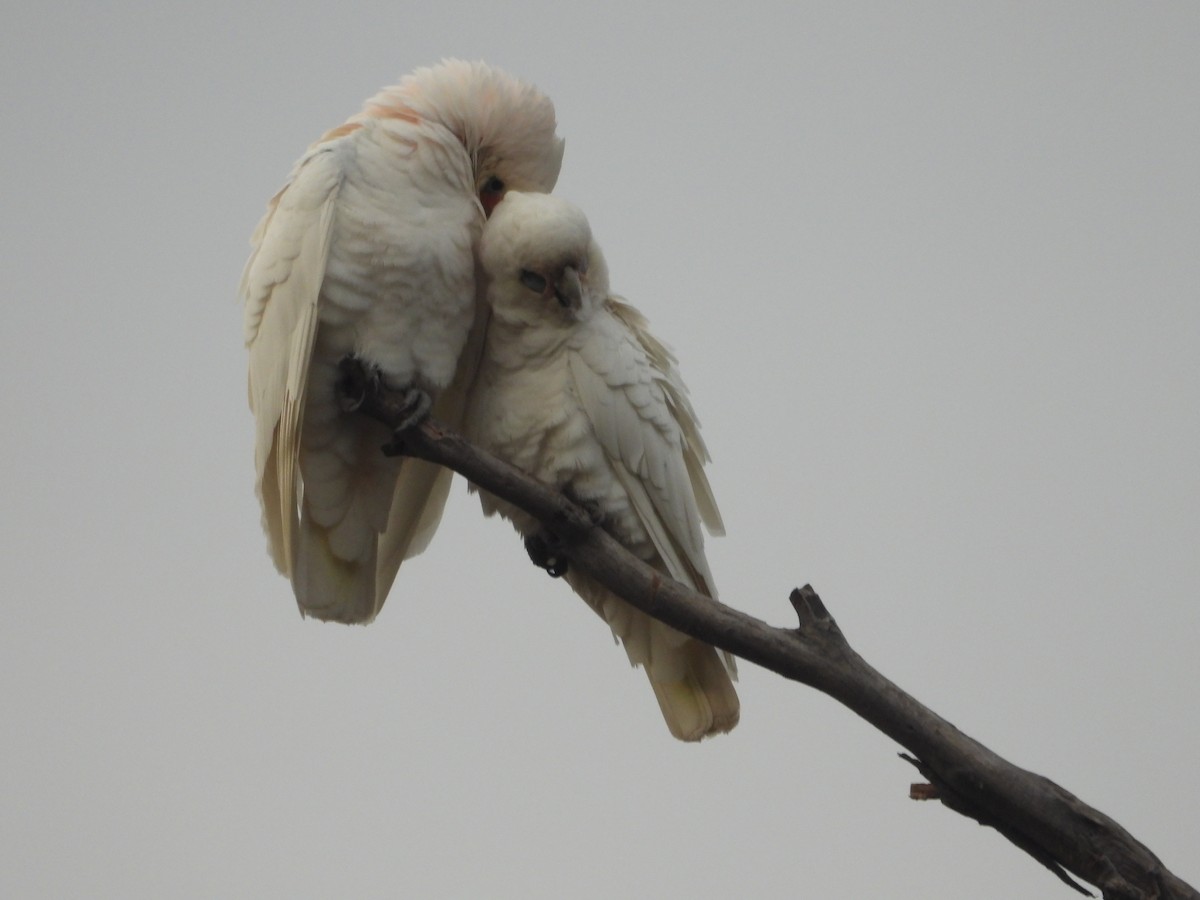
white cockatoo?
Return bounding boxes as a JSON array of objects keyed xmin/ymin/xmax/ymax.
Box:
[
  {"xmin": 242, "ymin": 61, "xmax": 564, "ymax": 623},
  {"xmin": 465, "ymin": 192, "xmax": 739, "ymax": 741}
]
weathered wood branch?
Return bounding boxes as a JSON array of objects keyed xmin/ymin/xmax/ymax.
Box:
[{"xmin": 348, "ymin": 366, "xmax": 1197, "ymax": 900}]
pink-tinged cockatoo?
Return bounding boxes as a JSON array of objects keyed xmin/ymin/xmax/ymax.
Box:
[
  {"xmin": 242, "ymin": 61, "xmax": 564, "ymax": 623},
  {"xmin": 465, "ymin": 192, "xmax": 739, "ymax": 741}
]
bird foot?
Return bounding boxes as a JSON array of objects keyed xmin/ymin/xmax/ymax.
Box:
[
  {"xmin": 335, "ymin": 356, "xmax": 376, "ymax": 413},
  {"xmin": 525, "ymin": 531, "xmax": 569, "ymax": 578},
  {"xmin": 389, "ymin": 387, "xmax": 432, "ymax": 431},
  {"xmin": 566, "ymin": 492, "xmax": 604, "ymax": 527},
  {"xmin": 336, "ymin": 356, "xmax": 432, "ymax": 455},
  {"xmin": 380, "ymin": 386, "xmax": 432, "ymax": 455}
]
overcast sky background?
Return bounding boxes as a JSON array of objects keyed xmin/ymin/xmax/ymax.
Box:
[{"xmin": 2, "ymin": 2, "xmax": 1197, "ymax": 897}]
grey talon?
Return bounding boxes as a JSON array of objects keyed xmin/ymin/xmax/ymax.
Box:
[{"xmin": 525, "ymin": 532, "xmax": 569, "ymax": 578}]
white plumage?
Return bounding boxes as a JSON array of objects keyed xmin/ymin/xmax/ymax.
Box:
[
  {"xmin": 243, "ymin": 60, "xmax": 564, "ymax": 622},
  {"xmin": 466, "ymin": 192, "xmax": 739, "ymax": 741}
]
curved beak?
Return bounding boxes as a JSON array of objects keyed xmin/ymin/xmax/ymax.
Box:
[{"xmin": 555, "ymin": 266, "xmax": 582, "ymax": 310}]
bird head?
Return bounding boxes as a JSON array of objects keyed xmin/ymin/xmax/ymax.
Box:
[
  {"xmin": 384, "ymin": 60, "xmax": 565, "ymax": 217},
  {"xmin": 480, "ymin": 192, "xmax": 609, "ymax": 328}
]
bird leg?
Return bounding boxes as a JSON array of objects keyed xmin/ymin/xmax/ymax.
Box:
[
  {"xmin": 525, "ymin": 531, "xmax": 570, "ymax": 578},
  {"xmin": 335, "ymin": 356, "xmax": 432, "ymax": 455},
  {"xmin": 335, "ymin": 355, "xmax": 376, "ymax": 413},
  {"xmin": 523, "ymin": 491, "xmax": 603, "ymax": 578},
  {"xmin": 378, "ymin": 387, "xmax": 431, "ymax": 456},
  {"xmin": 385, "ymin": 387, "xmax": 432, "ymax": 433}
]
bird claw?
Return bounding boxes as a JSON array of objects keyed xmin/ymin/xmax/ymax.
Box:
[
  {"xmin": 336, "ymin": 356, "xmax": 432, "ymax": 455},
  {"xmin": 392, "ymin": 387, "xmax": 432, "ymax": 432},
  {"xmin": 380, "ymin": 387, "xmax": 432, "ymax": 455},
  {"xmin": 525, "ymin": 531, "xmax": 569, "ymax": 578},
  {"xmin": 575, "ymin": 497, "xmax": 604, "ymax": 527},
  {"xmin": 335, "ymin": 356, "xmax": 376, "ymax": 413}
]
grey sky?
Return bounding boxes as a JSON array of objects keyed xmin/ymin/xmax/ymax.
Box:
[{"xmin": 2, "ymin": 2, "xmax": 1197, "ymax": 897}]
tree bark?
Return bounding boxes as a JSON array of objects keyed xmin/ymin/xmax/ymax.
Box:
[{"xmin": 349, "ymin": 368, "xmax": 1197, "ymax": 900}]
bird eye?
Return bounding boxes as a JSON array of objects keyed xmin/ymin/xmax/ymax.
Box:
[
  {"xmin": 479, "ymin": 176, "xmax": 506, "ymax": 216},
  {"xmin": 519, "ymin": 270, "xmax": 547, "ymax": 293}
]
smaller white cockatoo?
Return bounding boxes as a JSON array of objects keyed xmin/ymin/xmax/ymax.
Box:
[
  {"xmin": 242, "ymin": 61, "xmax": 564, "ymax": 624},
  {"xmin": 465, "ymin": 192, "xmax": 738, "ymax": 741}
]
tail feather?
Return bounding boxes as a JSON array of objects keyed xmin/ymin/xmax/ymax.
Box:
[
  {"xmin": 289, "ymin": 413, "xmax": 398, "ymax": 623},
  {"xmin": 373, "ymin": 460, "xmax": 455, "ymax": 605},
  {"xmin": 292, "ymin": 456, "xmax": 452, "ymax": 624},
  {"xmin": 650, "ymin": 641, "xmax": 740, "ymax": 741},
  {"xmin": 567, "ymin": 570, "xmax": 739, "ymax": 740},
  {"xmin": 294, "ymin": 507, "xmax": 379, "ymax": 623}
]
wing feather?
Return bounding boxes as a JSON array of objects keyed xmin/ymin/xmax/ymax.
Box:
[
  {"xmin": 568, "ymin": 300, "xmax": 720, "ymax": 596},
  {"xmin": 243, "ymin": 143, "xmax": 344, "ymax": 576},
  {"xmin": 608, "ymin": 298, "xmax": 725, "ymax": 537}
]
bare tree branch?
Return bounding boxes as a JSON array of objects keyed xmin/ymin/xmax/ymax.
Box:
[{"xmin": 348, "ymin": 364, "xmax": 1197, "ymax": 900}]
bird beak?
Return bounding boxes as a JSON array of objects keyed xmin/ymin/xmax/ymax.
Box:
[{"xmin": 555, "ymin": 266, "xmax": 582, "ymax": 310}]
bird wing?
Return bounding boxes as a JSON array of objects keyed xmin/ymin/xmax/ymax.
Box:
[
  {"xmin": 567, "ymin": 298, "xmax": 738, "ymax": 738},
  {"xmin": 606, "ymin": 298, "xmax": 724, "ymax": 539},
  {"xmin": 242, "ymin": 142, "xmax": 344, "ymax": 578},
  {"xmin": 567, "ymin": 298, "xmax": 722, "ymax": 597}
]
